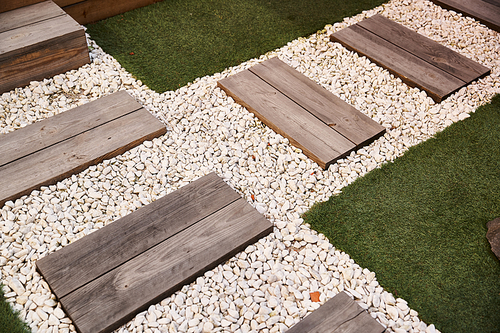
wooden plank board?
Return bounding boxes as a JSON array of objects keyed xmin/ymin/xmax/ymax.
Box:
[
  {"xmin": 36, "ymin": 173, "xmax": 241, "ymax": 299},
  {"xmin": 37, "ymin": 173, "xmax": 273, "ymax": 333},
  {"xmin": 0, "ymin": 91, "xmax": 166, "ymax": 206},
  {"xmin": 0, "ymin": 0, "xmax": 45, "ymax": 14},
  {"xmin": 356, "ymin": 14, "xmax": 490, "ymax": 83},
  {"xmin": 430, "ymin": 0, "xmax": 500, "ymax": 32},
  {"xmin": 0, "ymin": 90, "xmax": 140, "ymax": 167},
  {"xmin": 218, "ymin": 68, "xmax": 356, "ymax": 169},
  {"xmin": 330, "ymin": 21, "xmax": 471, "ymax": 102},
  {"xmin": 248, "ymin": 57, "xmax": 385, "ymax": 147},
  {"xmin": 287, "ymin": 292, "xmax": 385, "ymax": 333},
  {"xmin": 0, "ymin": 1, "xmax": 65, "ymax": 33}
]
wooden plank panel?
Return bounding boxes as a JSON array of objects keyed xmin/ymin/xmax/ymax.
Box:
[
  {"xmin": 60, "ymin": 198, "xmax": 273, "ymax": 333},
  {"xmin": 36, "ymin": 173, "xmax": 241, "ymax": 299},
  {"xmin": 0, "ymin": 108, "xmax": 166, "ymax": 206},
  {"xmin": 286, "ymin": 292, "xmax": 385, "ymax": 333},
  {"xmin": 249, "ymin": 57, "xmax": 385, "ymax": 147},
  {"xmin": 430, "ymin": 0, "xmax": 500, "ymax": 32},
  {"xmin": 0, "ymin": 0, "xmax": 45, "ymax": 14},
  {"xmin": 0, "ymin": 1, "xmax": 65, "ymax": 33},
  {"xmin": 357, "ymin": 14, "xmax": 490, "ymax": 82},
  {"xmin": 218, "ymin": 70, "xmax": 355, "ymax": 169},
  {"xmin": 0, "ymin": 91, "xmax": 140, "ymax": 168},
  {"xmin": 330, "ymin": 24, "xmax": 465, "ymax": 102}
]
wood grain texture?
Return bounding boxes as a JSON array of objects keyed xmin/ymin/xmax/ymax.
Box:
[
  {"xmin": 0, "ymin": 1, "xmax": 65, "ymax": 33},
  {"xmin": 218, "ymin": 70, "xmax": 355, "ymax": 169},
  {"xmin": 249, "ymin": 57, "xmax": 385, "ymax": 147},
  {"xmin": 429, "ymin": 0, "xmax": 500, "ymax": 32},
  {"xmin": 330, "ymin": 24, "xmax": 465, "ymax": 102},
  {"xmin": 0, "ymin": 0, "xmax": 45, "ymax": 14},
  {"xmin": 0, "ymin": 90, "xmax": 140, "ymax": 168},
  {"xmin": 286, "ymin": 292, "xmax": 385, "ymax": 333},
  {"xmin": 60, "ymin": 197, "xmax": 273, "ymax": 333},
  {"xmin": 0, "ymin": 107, "xmax": 166, "ymax": 206},
  {"xmin": 36, "ymin": 172, "xmax": 240, "ymax": 299},
  {"xmin": 357, "ymin": 14, "xmax": 490, "ymax": 82}
]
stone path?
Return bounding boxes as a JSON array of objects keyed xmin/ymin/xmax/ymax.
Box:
[{"xmin": 0, "ymin": 0, "xmax": 499, "ymax": 333}]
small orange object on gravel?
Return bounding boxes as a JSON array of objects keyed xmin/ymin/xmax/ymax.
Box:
[{"xmin": 310, "ymin": 291, "xmax": 320, "ymax": 302}]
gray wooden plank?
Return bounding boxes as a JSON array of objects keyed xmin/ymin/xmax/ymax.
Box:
[
  {"xmin": 59, "ymin": 197, "xmax": 273, "ymax": 333},
  {"xmin": 0, "ymin": 1, "xmax": 65, "ymax": 33},
  {"xmin": 286, "ymin": 292, "xmax": 385, "ymax": 333},
  {"xmin": 357, "ymin": 14, "xmax": 490, "ymax": 82},
  {"xmin": 330, "ymin": 24, "xmax": 465, "ymax": 102},
  {"xmin": 249, "ymin": 57, "xmax": 385, "ymax": 147},
  {"xmin": 430, "ymin": 0, "xmax": 500, "ymax": 32},
  {"xmin": 218, "ymin": 70, "xmax": 355, "ymax": 169},
  {"xmin": 0, "ymin": 90, "xmax": 141, "ymax": 168},
  {"xmin": 36, "ymin": 172, "xmax": 240, "ymax": 299},
  {"xmin": 0, "ymin": 108, "xmax": 166, "ymax": 207}
]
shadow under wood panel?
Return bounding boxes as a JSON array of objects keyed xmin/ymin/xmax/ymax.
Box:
[
  {"xmin": 330, "ymin": 14, "xmax": 490, "ymax": 102},
  {"xmin": 0, "ymin": 91, "xmax": 166, "ymax": 207},
  {"xmin": 0, "ymin": 1, "xmax": 90, "ymax": 93},
  {"xmin": 429, "ymin": 0, "xmax": 500, "ymax": 32},
  {"xmin": 37, "ymin": 172, "xmax": 273, "ymax": 333}
]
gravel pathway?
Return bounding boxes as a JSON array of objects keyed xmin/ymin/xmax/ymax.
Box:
[{"xmin": 1, "ymin": 0, "xmax": 499, "ymax": 332}]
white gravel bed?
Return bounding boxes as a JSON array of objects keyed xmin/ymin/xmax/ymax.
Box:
[{"xmin": 1, "ymin": 0, "xmax": 499, "ymax": 332}]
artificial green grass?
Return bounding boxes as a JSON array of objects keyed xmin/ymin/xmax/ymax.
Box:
[
  {"xmin": 303, "ymin": 95, "xmax": 500, "ymax": 333},
  {"xmin": 0, "ymin": 284, "xmax": 31, "ymax": 333},
  {"xmin": 85, "ymin": 0, "xmax": 386, "ymax": 92}
]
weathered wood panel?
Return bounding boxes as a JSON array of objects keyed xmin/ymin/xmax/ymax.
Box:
[
  {"xmin": 0, "ymin": 92, "xmax": 166, "ymax": 206},
  {"xmin": 287, "ymin": 292, "xmax": 385, "ymax": 333},
  {"xmin": 248, "ymin": 57, "xmax": 385, "ymax": 147},
  {"xmin": 0, "ymin": 1, "xmax": 65, "ymax": 33},
  {"xmin": 357, "ymin": 14, "xmax": 490, "ymax": 82},
  {"xmin": 0, "ymin": 1, "xmax": 90, "ymax": 93},
  {"xmin": 0, "ymin": 0, "xmax": 45, "ymax": 14},
  {"xmin": 430, "ymin": 0, "xmax": 500, "ymax": 32},
  {"xmin": 218, "ymin": 68, "xmax": 356, "ymax": 169},
  {"xmin": 36, "ymin": 173, "xmax": 241, "ymax": 299},
  {"xmin": 0, "ymin": 91, "xmax": 140, "ymax": 167}
]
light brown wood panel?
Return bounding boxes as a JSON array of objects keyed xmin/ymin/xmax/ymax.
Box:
[
  {"xmin": 331, "ymin": 24, "xmax": 465, "ymax": 102},
  {"xmin": 218, "ymin": 70, "xmax": 355, "ymax": 169},
  {"xmin": 430, "ymin": 0, "xmax": 500, "ymax": 32},
  {"xmin": 0, "ymin": 1, "xmax": 65, "ymax": 33},
  {"xmin": 0, "ymin": 108, "xmax": 166, "ymax": 206},
  {"xmin": 0, "ymin": 0, "xmax": 45, "ymax": 14},
  {"xmin": 286, "ymin": 292, "xmax": 385, "ymax": 333},
  {"xmin": 0, "ymin": 91, "xmax": 140, "ymax": 168},
  {"xmin": 60, "ymin": 198, "xmax": 273, "ymax": 333},
  {"xmin": 357, "ymin": 14, "xmax": 490, "ymax": 82},
  {"xmin": 36, "ymin": 173, "xmax": 241, "ymax": 299},
  {"xmin": 249, "ymin": 57, "xmax": 385, "ymax": 147}
]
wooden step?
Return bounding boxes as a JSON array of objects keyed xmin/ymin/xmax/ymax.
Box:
[
  {"xmin": 429, "ymin": 0, "xmax": 500, "ymax": 32},
  {"xmin": 36, "ymin": 172, "xmax": 274, "ymax": 333},
  {"xmin": 287, "ymin": 291, "xmax": 385, "ymax": 333},
  {"xmin": 330, "ymin": 14, "xmax": 490, "ymax": 103},
  {"xmin": 0, "ymin": 0, "xmax": 90, "ymax": 94},
  {"xmin": 0, "ymin": 90, "xmax": 166, "ymax": 207},
  {"xmin": 217, "ymin": 57, "xmax": 385, "ymax": 170}
]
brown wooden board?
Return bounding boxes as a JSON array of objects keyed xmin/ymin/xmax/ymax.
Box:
[
  {"xmin": 330, "ymin": 15, "xmax": 490, "ymax": 102},
  {"xmin": 218, "ymin": 67, "xmax": 356, "ymax": 170},
  {"xmin": 248, "ymin": 57, "xmax": 385, "ymax": 147},
  {"xmin": 0, "ymin": 0, "xmax": 45, "ymax": 14},
  {"xmin": 0, "ymin": 91, "xmax": 166, "ymax": 206},
  {"xmin": 37, "ymin": 173, "xmax": 273, "ymax": 333},
  {"xmin": 286, "ymin": 292, "xmax": 385, "ymax": 333},
  {"xmin": 0, "ymin": 1, "xmax": 89, "ymax": 93},
  {"xmin": 430, "ymin": 0, "xmax": 500, "ymax": 32},
  {"xmin": 0, "ymin": 1, "xmax": 65, "ymax": 33}
]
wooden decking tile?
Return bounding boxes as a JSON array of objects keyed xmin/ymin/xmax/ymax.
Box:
[
  {"xmin": 330, "ymin": 14, "xmax": 491, "ymax": 102},
  {"xmin": 217, "ymin": 57, "xmax": 385, "ymax": 170},
  {"xmin": 36, "ymin": 172, "xmax": 274, "ymax": 333},
  {"xmin": 0, "ymin": 90, "xmax": 166, "ymax": 207},
  {"xmin": 430, "ymin": 0, "xmax": 500, "ymax": 32},
  {"xmin": 287, "ymin": 291, "xmax": 385, "ymax": 333},
  {"xmin": 0, "ymin": 0, "xmax": 90, "ymax": 94}
]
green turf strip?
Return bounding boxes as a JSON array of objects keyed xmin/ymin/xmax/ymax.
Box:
[
  {"xmin": 85, "ymin": 0, "xmax": 386, "ymax": 93},
  {"xmin": 0, "ymin": 284, "xmax": 31, "ymax": 333},
  {"xmin": 303, "ymin": 95, "xmax": 500, "ymax": 333}
]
